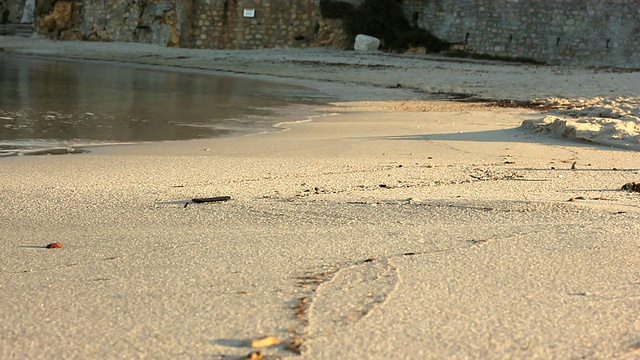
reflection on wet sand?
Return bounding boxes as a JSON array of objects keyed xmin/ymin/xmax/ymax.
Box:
[{"xmin": 0, "ymin": 55, "xmax": 328, "ymax": 149}]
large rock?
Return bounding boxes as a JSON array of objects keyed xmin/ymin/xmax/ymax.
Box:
[
  {"xmin": 354, "ymin": 34, "xmax": 380, "ymax": 51},
  {"xmin": 36, "ymin": 1, "xmax": 82, "ymax": 40}
]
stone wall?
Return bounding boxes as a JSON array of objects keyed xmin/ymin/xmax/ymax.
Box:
[
  {"xmin": 31, "ymin": 0, "xmax": 320, "ymax": 49},
  {"xmin": 1, "ymin": 0, "xmax": 24, "ymax": 23},
  {"xmin": 6, "ymin": 0, "xmax": 640, "ymax": 68},
  {"xmin": 74, "ymin": 0, "xmax": 192, "ymax": 46},
  {"xmin": 26, "ymin": 0, "xmax": 318, "ymax": 48},
  {"xmin": 404, "ymin": 0, "xmax": 640, "ymax": 68},
  {"xmin": 190, "ymin": 0, "xmax": 318, "ymax": 49}
]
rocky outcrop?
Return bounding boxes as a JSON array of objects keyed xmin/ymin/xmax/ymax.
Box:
[
  {"xmin": 33, "ymin": 1, "xmax": 187, "ymax": 46},
  {"xmin": 36, "ymin": 1, "xmax": 82, "ymax": 40},
  {"xmin": 134, "ymin": 3, "xmax": 181, "ymax": 47},
  {"xmin": 313, "ymin": 17, "xmax": 350, "ymax": 49}
]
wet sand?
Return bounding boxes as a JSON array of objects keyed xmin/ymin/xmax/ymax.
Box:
[
  {"xmin": 0, "ymin": 53, "xmax": 333, "ymax": 150},
  {"xmin": 0, "ymin": 37, "xmax": 639, "ymax": 359}
]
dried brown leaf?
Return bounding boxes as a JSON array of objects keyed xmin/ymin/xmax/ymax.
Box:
[{"xmin": 250, "ymin": 335, "xmax": 280, "ymax": 348}]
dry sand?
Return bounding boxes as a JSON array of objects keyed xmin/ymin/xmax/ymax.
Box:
[{"xmin": 1, "ymin": 37, "xmax": 639, "ymax": 359}]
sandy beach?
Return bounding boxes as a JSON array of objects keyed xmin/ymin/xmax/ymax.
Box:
[{"xmin": 1, "ymin": 37, "xmax": 639, "ymax": 359}]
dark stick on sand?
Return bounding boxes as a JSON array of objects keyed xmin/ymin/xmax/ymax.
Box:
[{"xmin": 184, "ymin": 196, "xmax": 232, "ymax": 208}]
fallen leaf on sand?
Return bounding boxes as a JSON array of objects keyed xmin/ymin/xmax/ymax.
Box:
[{"xmin": 250, "ymin": 335, "xmax": 280, "ymax": 348}]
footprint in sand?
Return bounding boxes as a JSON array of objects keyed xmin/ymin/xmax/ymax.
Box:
[{"xmin": 308, "ymin": 258, "xmax": 398, "ymax": 333}]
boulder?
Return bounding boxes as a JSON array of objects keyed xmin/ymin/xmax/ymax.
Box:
[{"xmin": 354, "ymin": 34, "xmax": 380, "ymax": 51}]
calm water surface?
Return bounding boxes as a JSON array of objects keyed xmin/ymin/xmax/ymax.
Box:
[{"xmin": 0, "ymin": 55, "xmax": 331, "ymax": 150}]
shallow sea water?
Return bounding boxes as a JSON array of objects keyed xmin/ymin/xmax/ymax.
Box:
[{"xmin": 0, "ymin": 54, "xmax": 332, "ymax": 152}]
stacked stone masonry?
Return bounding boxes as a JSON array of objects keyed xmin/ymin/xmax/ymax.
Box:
[
  {"xmin": 3, "ymin": 0, "xmax": 640, "ymax": 68},
  {"xmin": 404, "ymin": 0, "xmax": 640, "ymax": 68},
  {"xmin": 1, "ymin": 0, "xmax": 318, "ymax": 48},
  {"xmin": 191, "ymin": 0, "xmax": 317, "ymax": 49},
  {"xmin": 36, "ymin": 0, "xmax": 319, "ymax": 49},
  {"xmin": 76, "ymin": 0, "xmax": 190, "ymax": 46}
]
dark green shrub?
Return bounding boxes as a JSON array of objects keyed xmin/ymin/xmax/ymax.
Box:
[
  {"xmin": 319, "ymin": 0, "xmax": 355, "ymax": 19},
  {"xmin": 36, "ymin": 0, "xmax": 56, "ymax": 17}
]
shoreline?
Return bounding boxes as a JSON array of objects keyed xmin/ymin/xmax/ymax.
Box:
[
  {"xmin": 2, "ymin": 37, "xmax": 639, "ymax": 102},
  {"xmin": 1, "ymin": 37, "xmax": 639, "ymax": 359},
  {"xmin": 2, "ymin": 37, "xmax": 639, "ymax": 150},
  {"xmin": 0, "ymin": 52, "xmax": 345, "ymax": 155},
  {"xmin": 0, "ymin": 41, "xmax": 424, "ymax": 103},
  {"xmin": 0, "ymin": 47, "xmax": 520, "ymax": 157}
]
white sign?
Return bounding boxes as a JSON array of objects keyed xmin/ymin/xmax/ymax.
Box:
[{"xmin": 243, "ymin": 9, "xmax": 255, "ymax": 18}]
